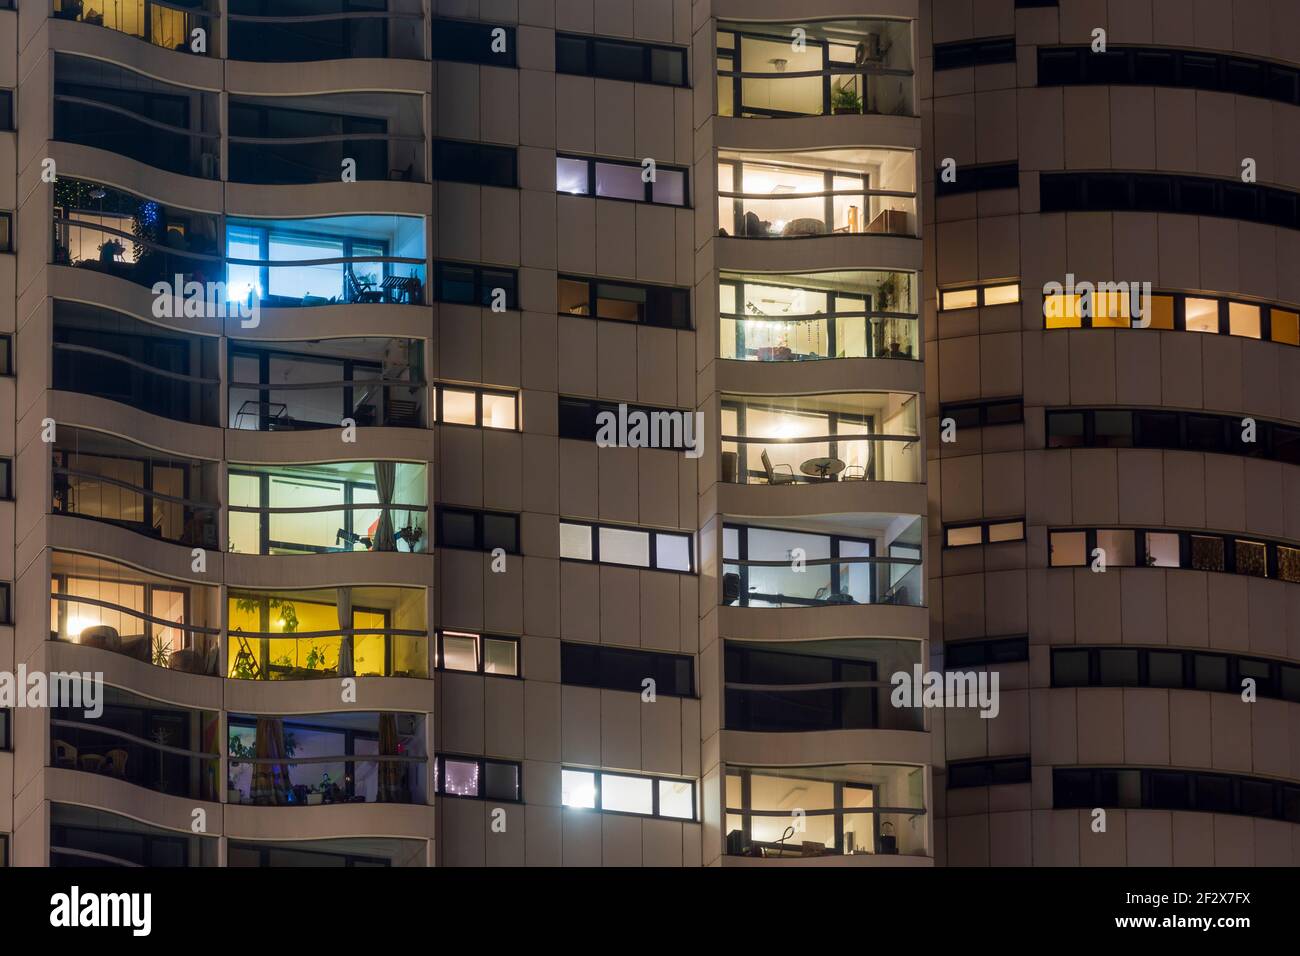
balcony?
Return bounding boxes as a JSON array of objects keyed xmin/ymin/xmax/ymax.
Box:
[
  {"xmin": 226, "ymin": 711, "xmax": 426, "ymax": 806},
  {"xmin": 54, "ymin": 53, "xmax": 221, "ymax": 178},
  {"xmin": 227, "ymin": 585, "xmax": 427, "ymax": 680},
  {"xmin": 228, "ymin": 92, "xmax": 425, "ymax": 184},
  {"xmin": 52, "ymin": 0, "xmax": 218, "ymax": 56},
  {"xmin": 725, "ymin": 638, "xmax": 923, "ymax": 733},
  {"xmin": 50, "ymin": 551, "xmax": 222, "ymax": 675},
  {"xmin": 227, "ymin": 0, "xmax": 424, "ymax": 61},
  {"xmin": 53, "ymin": 179, "xmax": 223, "ymax": 291},
  {"xmin": 725, "ymin": 764, "xmax": 927, "ymax": 858},
  {"xmin": 721, "ymin": 270, "xmax": 918, "ymax": 361},
  {"xmin": 50, "ymin": 803, "xmax": 218, "ymax": 866},
  {"xmin": 51, "ymin": 685, "xmax": 219, "ymax": 800},
  {"xmin": 225, "ymin": 214, "xmax": 426, "ymax": 307},
  {"xmin": 228, "ymin": 460, "xmax": 428, "ymax": 555},
  {"xmin": 718, "ymin": 148, "xmax": 917, "ymax": 238},
  {"xmin": 721, "ymin": 391, "xmax": 921, "ymax": 485},
  {"xmin": 52, "ymin": 299, "xmax": 221, "ymax": 426},
  {"xmin": 229, "ymin": 337, "xmax": 426, "ymax": 430},
  {"xmin": 718, "ymin": 19, "xmax": 914, "ymax": 118},
  {"xmin": 723, "ymin": 517, "xmax": 923, "ymax": 608},
  {"xmin": 227, "ymin": 837, "xmax": 427, "ymax": 866},
  {"xmin": 53, "ymin": 426, "xmax": 220, "ymax": 548}
]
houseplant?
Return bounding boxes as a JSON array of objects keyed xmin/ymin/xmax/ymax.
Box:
[{"xmin": 831, "ymin": 85, "xmax": 863, "ymax": 115}]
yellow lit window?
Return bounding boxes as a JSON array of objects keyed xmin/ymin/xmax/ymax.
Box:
[
  {"xmin": 1269, "ymin": 308, "xmax": 1299, "ymax": 346},
  {"xmin": 982, "ymin": 283, "xmax": 1020, "ymax": 306},
  {"xmin": 441, "ymin": 389, "xmax": 477, "ymax": 425},
  {"xmin": 1228, "ymin": 303, "xmax": 1261, "ymax": 339},
  {"xmin": 1184, "ymin": 298, "xmax": 1219, "ymax": 333},
  {"xmin": 987, "ymin": 520, "xmax": 1024, "ymax": 543},
  {"xmin": 1043, "ymin": 293, "xmax": 1083, "ymax": 328},
  {"xmin": 1090, "ymin": 290, "xmax": 1130, "ymax": 328},
  {"xmin": 941, "ymin": 289, "xmax": 978, "ymax": 311},
  {"xmin": 945, "ymin": 525, "xmax": 982, "ymax": 547},
  {"xmin": 1143, "ymin": 294, "xmax": 1175, "ymax": 330},
  {"xmin": 482, "ymin": 393, "xmax": 517, "ymax": 430}
]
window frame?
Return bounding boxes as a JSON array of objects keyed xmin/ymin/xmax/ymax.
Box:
[
  {"xmin": 430, "ymin": 17, "xmax": 517, "ymax": 68},
  {"xmin": 561, "ymin": 766, "xmax": 697, "ymax": 822},
  {"xmin": 939, "ymin": 397, "xmax": 1024, "ymax": 428},
  {"xmin": 435, "ymin": 506, "xmax": 521, "ymax": 555},
  {"xmin": 555, "ymin": 32, "xmax": 688, "ymax": 88},
  {"xmin": 435, "ymin": 630, "xmax": 521, "ymax": 678},
  {"xmin": 556, "ymin": 153, "xmax": 690, "ymax": 208},
  {"xmin": 932, "ymin": 37, "xmax": 1016, "ymax": 72},
  {"xmin": 1051, "ymin": 646, "xmax": 1300, "ymax": 703},
  {"xmin": 558, "ymin": 519, "xmax": 695, "ymax": 573},
  {"xmin": 434, "ymin": 383, "xmax": 520, "ymax": 431},
  {"xmin": 560, "ymin": 641, "xmax": 696, "ymax": 698},
  {"xmin": 432, "ymin": 138, "xmax": 518, "ymax": 188},
  {"xmin": 434, "ymin": 753, "xmax": 523, "ymax": 803},
  {"xmin": 1046, "ymin": 407, "xmax": 1300, "ymax": 467},
  {"xmin": 1053, "ymin": 767, "xmax": 1300, "ymax": 824},
  {"xmin": 1047, "ymin": 526, "xmax": 1299, "ymax": 583},
  {"xmin": 557, "ymin": 273, "xmax": 692, "ymax": 330},
  {"xmin": 0, "ymin": 212, "xmax": 11, "ymax": 253},
  {"xmin": 431, "ymin": 260, "xmax": 518, "ymax": 309},
  {"xmin": 943, "ymin": 635, "xmax": 1029, "ymax": 670},
  {"xmin": 946, "ymin": 756, "xmax": 1032, "ymax": 789},
  {"xmin": 943, "ymin": 518, "xmax": 1026, "ymax": 549}
]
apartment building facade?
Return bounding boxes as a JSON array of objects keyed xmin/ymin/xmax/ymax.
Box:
[{"xmin": 0, "ymin": 0, "xmax": 1292, "ymax": 868}]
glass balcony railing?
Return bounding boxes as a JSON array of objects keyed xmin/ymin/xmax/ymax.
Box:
[
  {"xmin": 227, "ymin": 586, "xmax": 428, "ymax": 681},
  {"xmin": 227, "ymin": 0, "xmax": 424, "ymax": 62},
  {"xmin": 53, "ymin": 427, "xmax": 221, "ymax": 548},
  {"xmin": 723, "ymin": 556, "xmax": 923, "ymax": 607},
  {"xmin": 719, "ymin": 149, "xmax": 918, "ymax": 239},
  {"xmin": 726, "ymin": 764, "xmax": 928, "ymax": 858},
  {"xmin": 50, "ymin": 724, "xmax": 220, "ymax": 800},
  {"xmin": 722, "ymin": 436, "xmax": 922, "ymax": 484},
  {"xmin": 717, "ymin": 20, "xmax": 914, "ymax": 119},
  {"xmin": 51, "ymin": 804, "xmax": 218, "ymax": 867},
  {"xmin": 52, "ymin": 0, "xmax": 218, "ymax": 56},
  {"xmin": 227, "ymin": 712, "xmax": 427, "ymax": 806}
]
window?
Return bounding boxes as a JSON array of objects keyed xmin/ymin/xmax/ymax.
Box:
[
  {"xmin": 944, "ymin": 519, "xmax": 1025, "ymax": 548},
  {"xmin": 561, "ymin": 768, "xmax": 696, "ymax": 821},
  {"xmin": 934, "ymin": 162, "xmax": 1018, "ymax": 197},
  {"xmin": 0, "ymin": 582, "xmax": 10, "ymax": 626},
  {"xmin": 558, "ymin": 275, "xmax": 691, "ymax": 329},
  {"xmin": 432, "ymin": 261, "xmax": 517, "ymax": 309},
  {"xmin": 561, "ymin": 642, "xmax": 694, "ymax": 697},
  {"xmin": 431, "ymin": 19, "xmax": 516, "ymax": 67},
  {"xmin": 1049, "ymin": 526, "xmax": 1300, "ymax": 583},
  {"xmin": 933, "ymin": 37, "xmax": 1015, "ymax": 71},
  {"xmin": 1037, "ymin": 45, "xmax": 1300, "ymax": 108},
  {"xmin": 0, "ymin": 91, "xmax": 11, "ymax": 131},
  {"xmin": 0, "ymin": 708, "xmax": 9, "ymax": 750},
  {"xmin": 1055, "ymin": 767, "xmax": 1300, "ymax": 824},
  {"xmin": 556, "ymin": 154, "xmax": 688, "ymax": 207},
  {"xmin": 947, "ymin": 757, "xmax": 1031, "ymax": 789},
  {"xmin": 557, "ymin": 396, "xmax": 697, "ymax": 449},
  {"xmin": 0, "ymin": 459, "xmax": 10, "ymax": 500},
  {"xmin": 943, "ymin": 636, "xmax": 1029, "ymax": 669},
  {"xmin": 555, "ymin": 34, "xmax": 687, "ymax": 87},
  {"xmin": 940, "ymin": 397, "xmax": 1023, "ymax": 428},
  {"xmin": 437, "ymin": 631, "xmax": 520, "ymax": 677},
  {"xmin": 1041, "ymin": 171, "xmax": 1300, "ymax": 232},
  {"xmin": 559, "ymin": 520, "xmax": 694, "ymax": 572},
  {"xmin": 1048, "ymin": 408, "xmax": 1300, "ymax": 466},
  {"xmin": 435, "ymin": 385, "xmax": 518, "ymax": 430},
  {"xmin": 435, "ymin": 755, "xmax": 521, "ymax": 802},
  {"xmin": 939, "ymin": 281, "xmax": 1021, "ymax": 310},
  {"xmin": 0, "ymin": 213, "xmax": 10, "ymax": 253},
  {"xmin": 436, "ymin": 507, "xmax": 519, "ymax": 554},
  {"xmin": 434, "ymin": 139, "xmax": 517, "ymax": 187}
]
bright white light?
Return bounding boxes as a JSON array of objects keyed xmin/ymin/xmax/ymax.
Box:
[{"xmin": 67, "ymin": 617, "xmax": 102, "ymax": 639}]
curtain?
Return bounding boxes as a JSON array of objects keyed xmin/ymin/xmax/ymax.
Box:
[
  {"xmin": 377, "ymin": 713, "xmax": 406, "ymax": 803},
  {"xmin": 372, "ymin": 461, "xmax": 396, "ymax": 551},
  {"xmin": 250, "ymin": 717, "xmax": 292, "ymax": 806},
  {"xmin": 336, "ymin": 586, "xmax": 354, "ymax": 677}
]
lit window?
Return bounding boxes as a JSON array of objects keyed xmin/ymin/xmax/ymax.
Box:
[
  {"xmin": 1145, "ymin": 532, "xmax": 1180, "ymax": 567},
  {"xmin": 441, "ymin": 389, "xmax": 477, "ymax": 425},
  {"xmin": 559, "ymin": 522, "xmax": 593, "ymax": 560},
  {"xmin": 482, "ymin": 392, "xmax": 517, "ymax": 430},
  {"xmin": 982, "ymin": 283, "xmax": 1020, "ymax": 306},
  {"xmin": 1184, "ymin": 298, "xmax": 1219, "ymax": 332},
  {"xmin": 945, "ymin": 525, "xmax": 982, "ymax": 547},
  {"xmin": 1096, "ymin": 529, "xmax": 1136, "ymax": 566},
  {"xmin": 599, "ymin": 526, "xmax": 650, "ymax": 566},
  {"xmin": 438, "ymin": 756, "xmax": 522, "ymax": 801},
  {"xmin": 1271, "ymin": 308, "xmax": 1300, "ymax": 346},
  {"xmin": 483, "ymin": 638, "xmax": 518, "ymax": 676},
  {"xmin": 1050, "ymin": 531, "xmax": 1087, "ymax": 566},
  {"xmin": 442, "ymin": 758, "xmax": 480, "ymax": 796},
  {"xmin": 600, "ymin": 773, "xmax": 654, "ymax": 814},
  {"xmin": 656, "ymin": 534, "xmax": 693, "ymax": 572},
  {"xmin": 1091, "ymin": 290, "xmax": 1130, "ymax": 328},
  {"xmin": 658, "ymin": 779, "xmax": 695, "ymax": 819},
  {"xmin": 1144, "ymin": 294, "xmax": 1175, "ymax": 329},
  {"xmin": 941, "ymin": 288, "xmax": 978, "ymax": 311},
  {"xmin": 988, "ymin": 520, "xmax": 1024, "ymax": 543},
  {"xmin": 441, "ymin": 632, "xmax": 478, "ymax": 671},
  {"xmin": 1044, "ymin": 293, "xmax": 1083, "ymax": 328},
  {"xmin": 556, "ymin": 156, "xmax": 589, "ymax": 195},
  {"xmin": 1229, "ymin": 303, "xmax": 1261, "ymax": 339},
  {"xmin": 562, "ymin": 769, "xmax": 597, "ymax": 808}
]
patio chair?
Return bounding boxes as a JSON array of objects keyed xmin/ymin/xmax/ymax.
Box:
[
  {"xmin": 53, "ymin": 740, "xmax": 78, "ymax": 769},
  {"xmin": 761, "ymin": 449, "xmax": 796, "ymax": 485},
  {"xmin": 843, "ymin": 464, "xmax": 866, "ymax": 481},
  {"xmin": 345, "ymin": 269, "xmax": 385, "ymax": 304},
  {"xmin": 105, "ymin": 749, "xmax": 128, "ymax": 779}
]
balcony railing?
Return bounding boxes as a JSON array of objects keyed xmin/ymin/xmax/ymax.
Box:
[
  {"xmin": 50, "ymin": 722, "xmax": 219, "ymax": 800},
  {"xmin": 723, "ymin": 555, "xmax": 923, "ymax": 607},
  {"xmin": 52, "ymin": 0, "xmax": 218, "ymax": 56},
  {"xmin": 228, "ymin": 503, "xmax": 428, "ymax": 555},
  {"xmin": 227, "ymin": 0, "xmax": 424, "ymax": 61},
  {"xmin": 51, "ymin": 594, "xmax": 221, "ymax": 675},
  {"xmin": 722, "ymin": 435, "xmax": 922, "ymax": 484},
  {"xmin": 52, "ymin": 457, "xmax": 220, "ymax": 548},
  {"xmin": 229, "ymin": 384, "xmax": 426, "ymax": 431},
  {"xmin": 725, "ymin": 684, "xmax": 923, "ymax": 732},
  {"xmin": 719, "ymin": 187, "xmax": 916, "ymax": 238},
  {"xmin": 721, "ymin": 312, "xmax": 918, "ymax": 361},
  {"xmin": 228, "ymin": 630, "xmax": 428, "ymax": 680},
  {"xmin": 227, "ymin": 755, "xmax": 424, "ymax": 806}
]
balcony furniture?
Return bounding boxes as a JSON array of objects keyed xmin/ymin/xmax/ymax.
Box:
[
  {"xmin": 800, "ymin": 456, "xmax": 846, "ymax": 480},
  {"xmin": 104, "ymin": 749, "xmax": 128, "ymax": 779},
  {"xmin": 761, "ymin": 449, "xmax": 796, "ymax": 485},
  {"xmin": 722, "ymin": 572, "xmax": 742, "ymax": 605},
  {"xmin": 866, "ymin": 208, "xmax": 908, "ymax": 235},
  {"xmin": 879, "ymin": 821, "xmax": 899, "ymax": 854},
  {"xmin": 336, "ymin": 528, "xmax": 374, "ymax": 551},
  {"xmin": 231, "ymin": 631, "xmax": 265, "ymax": 681},
  {"xmin": 80, "ymin": 754, "xmax": 106, "ymax": 773},
  {"xmin": 53, "ymin": 741, "xmax": 78, "ymax": 769},
  {"xmin": 168, "ymin": 648, "xmax": 207, "ymax": 674},
  {"xmin": 381, "ymin": 274, "xmax": 421, "ymax": 304},
  {"xmin": 346, "ymin": 269, "xmax": 384, "ymax": 304},
  {"xmin": 352, "ymin": 403, "xmax": 378, "ymax": 427},
  {"xmin": 843, "ymin": 464, "xmax": 866, "ymax": 481},
  {"xmin": 783, "ymin": 218, "xmax": 825, "ymax": 237},
  {"xmin": 120, "ymin": 635, "xmax": 152, "ymax": 663},
  {"xmin": 386, "ymin": 398, "xmax": 420, "ymax": 427},
  {"xmin": 234, "ymin": 399, "xmax": 288, "ymax": 431},
  {"xmin": 78, "ymin": 625, "xmax": 120, "ymax": 651},
  {"xmin": 814, "ymin": 586, "xmax": 855, "ymax": 604},
  {"xmin": 721, "ymin": 451, "xmax": 738, "ymax": 483}
]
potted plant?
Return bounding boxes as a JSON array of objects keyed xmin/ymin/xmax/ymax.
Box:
[{"xmin": 831, "ymin": 85, "xmax": 863, "ymax": 115}]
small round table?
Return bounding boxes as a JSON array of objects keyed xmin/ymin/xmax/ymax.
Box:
[{"xmin": 800, "ymin": 457, "xmax": 846, "ymax": 480}]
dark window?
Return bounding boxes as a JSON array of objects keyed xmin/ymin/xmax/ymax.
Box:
[
  {"xmin": 1051, "ymin": 649, "xmax": 1091, "ymax": 686},
  {"xmin": 1192, "ymin": 653, "xmax": 1229, "ymax": 692},
  {"xmin": 558, "ymin": 275, "xmax": 691, "ymax": 329},
  {"xmin": 1052, "ymin": 768, "xmax": 1095, "ymax": 807},
  {"xmin": 945, "ymin": 636, "xmax": 1028, "ymax": 669},
  {"xmin": 0, "ymin": 91, "xmax": 11, "ymax": 131},
  {"xmin": 0, "ymin": 213, "xmax": 11, "ymax": 253},
  {"xmin": 1146, "ymin": 651, "xmax": 1184, "ymax": 688},
  {"xmin": 934, "ymin": 162, "xmax": 1019, "ymax": 197},
  {"xmin": 933, "ymin": 37, "xmax": 1015, "ymax": 72},
  {"xmin": 431, "ymin": 19, "xmax": 516, "ymax": 67},
  {"xmin": 557, "ymin": 396, "xmax": 696, "ymax": 448},
  {"xmin": 0, "ymin": 582, "xmax": 10, "ymax": 626},
  {"xmin": 1147, "ymin": 771, "xmax": 1190, "ymax": 809},
  {"xmin": 0, "ymin": 460, "xmax": 10, "ymax": 500},
  {"xmin": 1097, "ymin": 648, "xmax": 1139, "ymax": 685},
  {"xmin": 561, "ymin": 642, "xmax": 694, "ymax": 697},
  {"xmin": 434, "ymin": 139, "xmax": 517, "ymax": 187},
  {"xmin": 436, "ymin": 507, "xmax": 520, "ymax": 554},
  {"xmin": 941, "ymin": 397, "xmax": 1023, "ymax": 428},
  {"xmin": 948, "ymin": 757, "xmax": 1030, "ymax": 789},
  {"xmin": 0, "ymin": 709, "xmax": 9, "ymax": 751},
  {"xmin": 555, "ymin": 34, "xmax": 687, "ymax": 87},
  {"xmin": 1045, "ymin": 411, "xmax": 1087, "ymax": 447},
  {"xmin": 432, "ymin": 261, "xmax": 518, "ymax": 309}
]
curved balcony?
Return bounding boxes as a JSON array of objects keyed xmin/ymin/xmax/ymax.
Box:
[
  {"xmin": 226, "ymin": 0, "xmax": 424, "ymax": 63},
  {"xmin": 49, "ymin": 801, "xmax": 218, "ymax": 866},
  {"xmin": 52, "ymin": 0, "xmax": 218, "ymax": 56},
  {"xmin": 717, "ymin": 18, "xmax": 914, "ymax": 119},
  {"xmin": 226, "ymin": 835, "xmax": 428, "ymax": 866},
  {"xmin": 227, "ymin": 584, "xmax": 427, "ymax": 681},
  {"xmin": 225, "ymin": 711, "xmax": 427, "ymax": 808}
]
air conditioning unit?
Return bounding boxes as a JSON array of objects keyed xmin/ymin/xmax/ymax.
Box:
[{"xmin": 858, "ymin": 34, "xmax": 885, "ymax": 65}]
